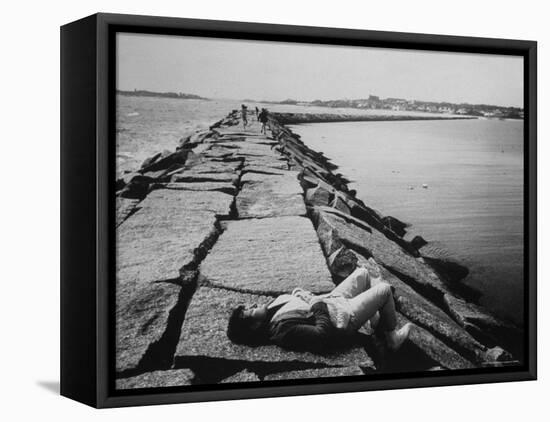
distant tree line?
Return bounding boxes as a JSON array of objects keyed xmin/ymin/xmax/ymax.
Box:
[{"xmin": 117, "ymin": 89, "xmax": 208, "ymax": 100}]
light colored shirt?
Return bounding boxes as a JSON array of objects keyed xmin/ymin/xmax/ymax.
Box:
[{"xmin": 269, "ymin": 288, "xmax": 354, "ymax": 330}]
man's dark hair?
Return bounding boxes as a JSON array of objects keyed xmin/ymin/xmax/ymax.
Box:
[{"xmin": 227, "ymin": 305, "xmax": 269, "ymax": 346}]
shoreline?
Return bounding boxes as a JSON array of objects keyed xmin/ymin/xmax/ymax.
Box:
[{"xmin": 115, "ymin": 109, "xmax": 522, "ymax": 388}]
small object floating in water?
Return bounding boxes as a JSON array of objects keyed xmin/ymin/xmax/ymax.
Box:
[
  {"xmin": 126, "ymin": 112, "xmax": 140, "ymax": 117},
  {"xmin": 422, "ymin": 183, "xmax": 428, "ymax": 189},
  {"xmin": 408, "ymin": 186, "xmax": 414, "ymax": 190}
]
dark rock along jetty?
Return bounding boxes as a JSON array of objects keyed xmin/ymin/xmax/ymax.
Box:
[{"xmin": 115, "ymin": 110, "xmax": 522, "ymax": 389}]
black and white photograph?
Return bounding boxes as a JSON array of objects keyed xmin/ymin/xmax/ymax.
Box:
[
  {"xmin": 114, "ymin": 31, "xmax": 527, "ymax": 391},
  {"xmin": 4, "ymin": 0, "xmax": 550, "ymax": 416}
]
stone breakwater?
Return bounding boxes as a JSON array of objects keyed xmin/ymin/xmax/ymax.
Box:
[
  {"xmin": 271, "ymin": 112, "xmax": 475, "ymax": 125},
  {"xmin": 115, "ymin": 111, "xmax": 521, "ymax": 389}
]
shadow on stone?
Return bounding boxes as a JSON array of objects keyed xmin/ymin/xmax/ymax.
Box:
[
  {"xmin": 423, "ymin": 257, "xmax": 481, "ymax": 303},
  {"xmin": 173, "ymin": 355, "xmax": 334, "ymax": 384}
]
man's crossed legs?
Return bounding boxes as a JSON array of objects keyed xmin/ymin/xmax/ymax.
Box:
[{"xmin": 330, "ymin": 259, "xmax": 411, "ymax": 350}]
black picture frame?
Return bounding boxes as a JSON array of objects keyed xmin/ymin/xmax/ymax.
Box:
[{"xmin": 60, "ymin": 12, "xmax": 537, "ymax": 408}]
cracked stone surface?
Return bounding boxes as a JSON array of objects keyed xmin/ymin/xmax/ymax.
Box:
[
  {"xmin": 237, "ymin": 192, "xmax": 306, "ymax": 218},
  {"xmin": 211, "ymin": 136, "xmax": 276, "ymax": 146},
  {"xmin": 237, "ymin": 172, "xmax": 306, "ymax": 218},
  {"xmin": 116, "ymin": 369, "xmax": 195, "ymax": 389},
  {"xmin": 117, "ymin": 208, "xmax": 219, "ymax": 284},
  {"xmin": 171, "ymin": 171, "xmax": 238, "ymax": 185},
  {"xmin": 179, "ymin": 161, "xmax": 242, "ymax": 174},
  {"xmin": 264, "ymin": 366, "xmax": 364, "ymax": 381},
  {"xmin": 162, "ymin": 182, "xmax": 236, "ymax": 195},
  {"xmin": 213, "ymin": 128, "xmax": 265, "ymax": 137},
  {"xmin": 116, "ymin": 282, "xmax": 181, "ymax": 373},
  {"xmin": 242, "ymin": 165, "xmax": 289, "ymax": 175},
  {"xmin": 242, "ymin": 156, "xmax": 288, "ymax": 169},
  {"xmin": 116, "ymin": 204, "xmax": 221, "ymax": 373},
  {"xmin": 139, "ymin": 188, "xmax": 234, "ymax": 216},
  {"xmin": 201, "ymin": 217, "xmax": 334, "ymax": 294},
  {"xmin": 240, "ymin": 171, "xmax": 302, "ymax": 187},
  {"xmin": 214, "ymin": 141, "xmax": 280, "ymax": 158},
  {"xmin": 220, "ymin": 370, "xmax": 261, "ymax": 384}
]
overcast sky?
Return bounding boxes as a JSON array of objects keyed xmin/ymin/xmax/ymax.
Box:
[{"xmin": 117, "ymin": 33, "xmax": 523, "ymax": 107}]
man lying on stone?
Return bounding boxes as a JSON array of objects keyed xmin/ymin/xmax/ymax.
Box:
[{"xmin": 227, "ymin": 260, "xmax": 412, "ymax": 354}]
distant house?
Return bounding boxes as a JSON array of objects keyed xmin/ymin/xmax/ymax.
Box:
[{"xmin": 387, "ymin": 97, "xmax": 407, "ymax": 103}]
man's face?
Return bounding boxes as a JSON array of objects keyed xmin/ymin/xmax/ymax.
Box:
[{"xmin": 242, "ymin": 303, "xmax": 268, "ymax": 326}]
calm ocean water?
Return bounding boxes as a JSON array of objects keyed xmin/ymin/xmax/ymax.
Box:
[
  {"xmin": 290, "ymin": 119, "xmax": 524, "ymax": 324},
  {"xmin": 117, "ymin": 95, "xmax": 524, "ymax": 324}
]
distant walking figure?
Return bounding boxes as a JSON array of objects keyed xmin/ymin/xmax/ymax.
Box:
[
  {"xmin": 241, "ymin": 104, "xmax": 248, "ymax": 129},
  {"xmin": 258, "ymin": 108, "xmax": 269, "ymax": 135},
  {"xmin": 255, "ymin": 106, "xmax": 260, "ymax": 120},
  {"xmin": 227, "ymin": 260, "xmax": 412, "ymax": 354}
]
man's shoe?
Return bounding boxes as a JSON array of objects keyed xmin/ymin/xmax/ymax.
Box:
[{"xmin": 386, "ymin": 323, "xmax": 412, "ymax": 351}]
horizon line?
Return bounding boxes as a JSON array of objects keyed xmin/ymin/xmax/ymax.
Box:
[{"xmin": 116, "ymin": 88, "xmax": 524, "ymax": 109}]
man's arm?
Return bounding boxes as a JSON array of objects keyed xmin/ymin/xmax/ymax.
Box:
[{"xmin": 269, "ymin": 302, "xmax": 335, "ymax": 353}]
